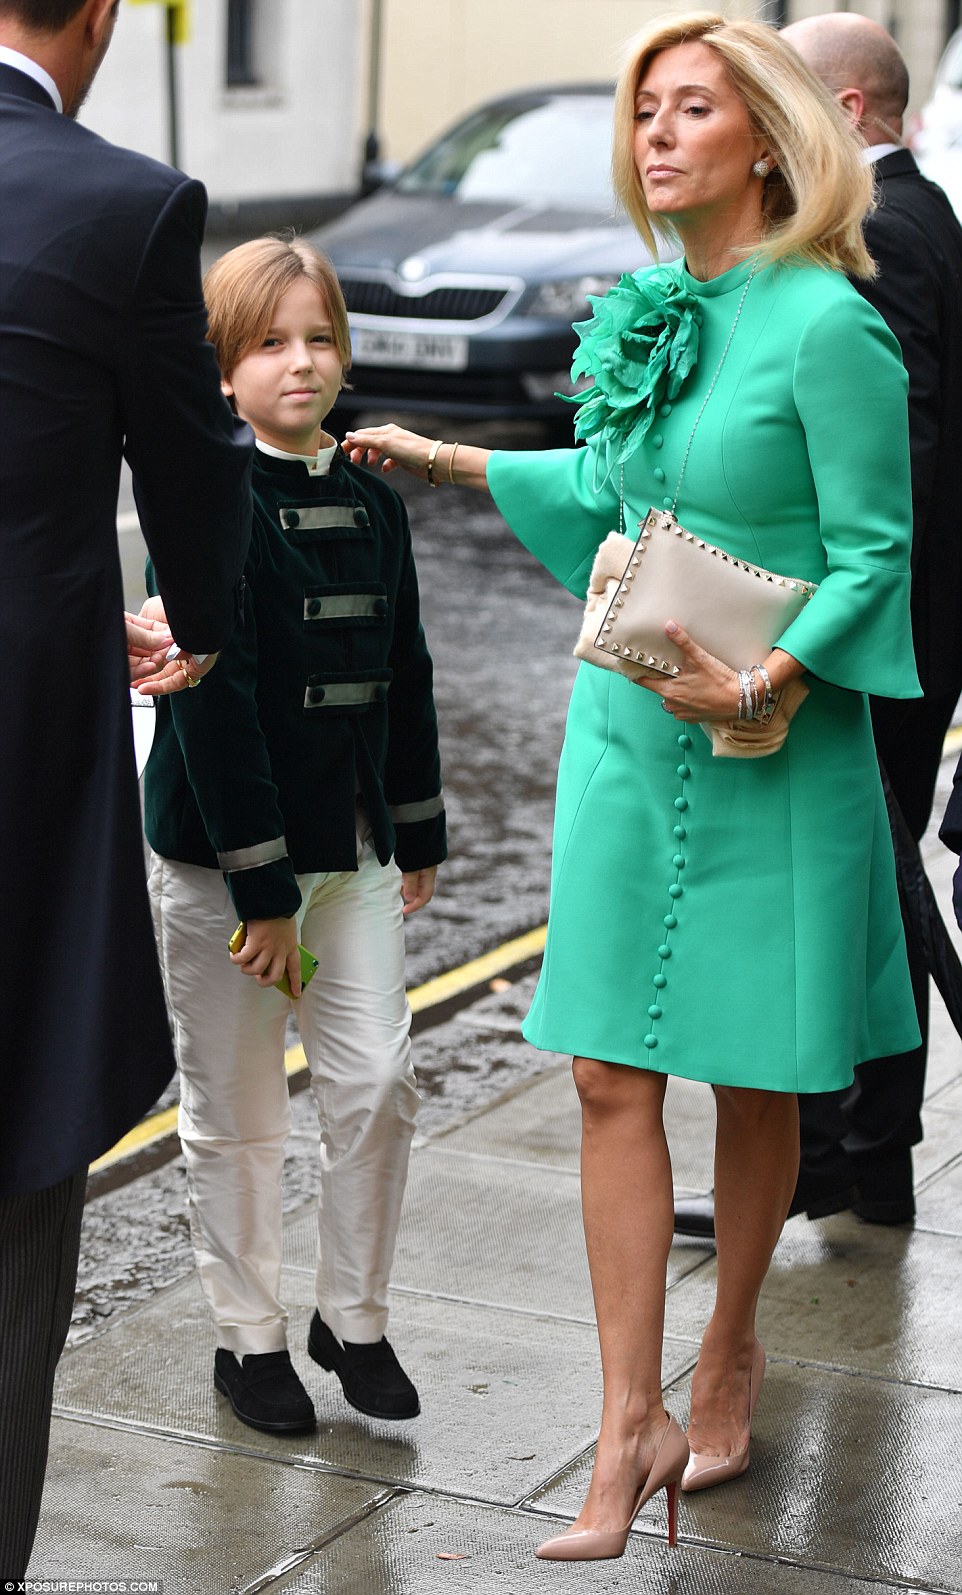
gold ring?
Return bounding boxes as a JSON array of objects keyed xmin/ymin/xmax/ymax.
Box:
[{"xmin": 184, "ymin": 668, "xmax": 201, "ymax": 688}]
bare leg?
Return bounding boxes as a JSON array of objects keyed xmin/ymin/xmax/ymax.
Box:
[
  {"xmin": 687, "ymin": 1086, "xmax": 799, "ymax": 1457},
  {"xmin": 568, "ymin": 1057, "xmax": 676, "ymax": 1531}
]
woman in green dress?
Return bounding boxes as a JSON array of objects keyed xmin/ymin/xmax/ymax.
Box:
[{"xmin": 343, "ymin": 12, "xmax": 920, "ymax": 1563}]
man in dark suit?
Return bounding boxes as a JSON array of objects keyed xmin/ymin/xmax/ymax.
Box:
[
  {"xmin": 674, "ymin": 12, "xmax": 962, "ymax": 1239},
  {"xmin": 0, "ymin": 0, "xmax": 252, "ymax": 1574}
]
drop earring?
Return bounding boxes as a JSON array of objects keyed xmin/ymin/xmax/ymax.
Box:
[{"xmin": 752, "ymin": 159, "xmax": 770, "ymax": 178}]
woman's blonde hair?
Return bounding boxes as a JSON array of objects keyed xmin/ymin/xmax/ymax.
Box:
[
  {"xmin": 612, "ymin": 10, "xmax": 875, "ymax": 277},
  {"xmin": 203, "ymin": 234, "xmax": 353, "ymax": 379}
]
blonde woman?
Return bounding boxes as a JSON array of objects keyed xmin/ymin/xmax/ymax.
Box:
[{"xmin": 345, "ymin": 12, "xmax": 920, "ymax": 1562}]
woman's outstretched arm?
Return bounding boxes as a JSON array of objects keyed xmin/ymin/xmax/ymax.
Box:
[{"xmin": 343, "ymin": 424, "xmax": 492, "ymax": 492}]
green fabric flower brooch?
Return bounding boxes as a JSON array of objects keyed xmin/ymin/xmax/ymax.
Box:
[{"xmin": 566, "ymin": 268, "xmax": 700, "ymax": 487}]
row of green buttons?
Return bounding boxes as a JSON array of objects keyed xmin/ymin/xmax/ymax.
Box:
[{"xmin": 644, "ymin": 730, "xmax": 693, "ymax": 1051}]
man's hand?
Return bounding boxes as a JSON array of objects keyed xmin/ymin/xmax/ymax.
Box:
[
  {"xmin": 400, "ymin": 866, "xmax": 438, "ymax": 917},
  {"xmin": 132, "ymin": 597, "xmax": 219, "ymax": 695},
  {"xmin": 125, "ymin": 610, "xmax": 173, "ymax": 681},
  {"xmin": 229, "ymin": 917, "xmax": 302, "ymax": 995}
]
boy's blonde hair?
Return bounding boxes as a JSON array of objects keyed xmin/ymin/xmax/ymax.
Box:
[
  {"xmin": 203, "ymin": 235, "xmax": 353, "ymax": 378},
  {"xmin": 613, "ymin": 10, "xmax": 875, "ymax": 277}
]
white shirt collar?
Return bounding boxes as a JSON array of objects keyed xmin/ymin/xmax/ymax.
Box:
[
  {"xmin": 255, "ymin": 438, "xmax": 338, "ymax": 476},
  {"xmin": 0, "ymin": 46, "xmax": 62, "ymax": 113},
  {"xmin": 862, "ymin": 142, "xmax": 901, "ymax": 165}
]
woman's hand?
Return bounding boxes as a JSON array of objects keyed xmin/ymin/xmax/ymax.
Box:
[
  {"xmin": 635, "ymin": 620, "xmax": 740, "ymax": 722},
  {"xmin": 342, "ymin": 424, "xmax": 436, "ymax": 479},
  {"xmin": 637, "ymin": 626, "xmax": 805, "ymax": 722},
  {"xmin": 400, "ymin": 866, "xmax": 438, "ymax": 917},
  {"xmin": 343, "ymin": 426, "xmax": 492, "ymax": 491},
  {"xmin": 229, "ymin": 917, "xmax": 302, "ymax": 995}
]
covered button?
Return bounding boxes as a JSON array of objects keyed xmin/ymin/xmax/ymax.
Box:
[
  {"xmin": 285, "ymin": 510, "xmax": 300, "ymax": 529},
  {"xmin": 306, "ymin": 598, "xmax": 322, "ymax": 617},
  {"xmin": 354, "ymin": 508, "xmax": 370, "ymax": 527},
  {"xmin": 307, "ymin": 686, "xmax": 326, "ymax": 704}
]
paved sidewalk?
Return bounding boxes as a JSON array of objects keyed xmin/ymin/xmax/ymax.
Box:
[{"xmin": 30, "ymin": 836, "xmax": 962, "ymax": 1593}]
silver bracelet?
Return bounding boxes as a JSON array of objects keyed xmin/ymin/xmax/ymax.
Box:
[
  {"xmin": 737, "ymin": 668, "xmax": 757, "ymax": 721},
  {"xmin": 750, "ymin": 663, "xmax": 776, "ymax": 724}
]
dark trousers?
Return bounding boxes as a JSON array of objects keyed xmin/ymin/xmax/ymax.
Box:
[
  {"xmin": 798, "ymin": 687, "xmax": 957, "ymax": 1200},
  {"xmin": 0, "ymin": 1172, "xmax": 86, "ymax": 1579}
]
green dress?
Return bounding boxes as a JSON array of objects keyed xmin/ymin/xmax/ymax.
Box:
[{"xmin": 487, "ymin": 256, "xmax": 922, "ymax": 1093}]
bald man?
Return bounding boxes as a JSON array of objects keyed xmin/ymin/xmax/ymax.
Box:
[{"xmin": 675, "ymin": 14, "xmax": 962, "ymax": 1239}]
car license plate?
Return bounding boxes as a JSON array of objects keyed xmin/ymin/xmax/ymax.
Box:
[{"xmin": 350, "ymin": 327, "xmax": 470, "ymax": 371}]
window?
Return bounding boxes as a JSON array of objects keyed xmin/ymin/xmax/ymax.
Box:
[{"xmin": 226, "ymin": 0, "xmax": 260, "ymax": 88}]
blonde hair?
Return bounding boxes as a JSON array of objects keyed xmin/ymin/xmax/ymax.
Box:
[
  {"xmin": 612, "ymin": 10, "xmax": 875, "ymax": 277},
  {"xmin": 203, "ymin": 235, "xmax": 353, "ymax": 379}
]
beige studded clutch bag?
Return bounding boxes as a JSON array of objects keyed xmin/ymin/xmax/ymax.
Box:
[{"xmin": 577, "ymin": 508, "xmax": 818, "ymax": 680}]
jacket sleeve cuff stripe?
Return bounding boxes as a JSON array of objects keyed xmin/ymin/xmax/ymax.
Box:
[
  {"xmin": 217, "ymin": 837, "xmax": 289, "ymax": 872},
  {"xmin": 389, "ymin": 793, "xmax": 445, "ymax": 824}
]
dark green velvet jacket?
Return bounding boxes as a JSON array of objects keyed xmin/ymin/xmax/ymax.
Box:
[{"xmin": 144, "ymin": 447, "xmax": 446, "ymax": 920}]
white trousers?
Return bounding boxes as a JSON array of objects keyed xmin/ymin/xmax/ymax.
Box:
[{"xmin": 148, "ymin": 847, "xmax": 419, "ymax": 1354}]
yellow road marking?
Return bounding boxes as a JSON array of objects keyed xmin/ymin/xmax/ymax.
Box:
[{"xmin": 89, "ymin": 923, "xmax": 548, "ymax": 1175}]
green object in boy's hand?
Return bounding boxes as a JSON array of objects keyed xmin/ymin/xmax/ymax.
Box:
[{"xmin": 228, "ymin": 922, "xmax": 319, "ymax": 998}]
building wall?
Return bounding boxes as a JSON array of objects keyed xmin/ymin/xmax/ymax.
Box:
[
  {"xmin": 371, "ymin": 0, "xmax": 954, "ymax": 168},
  {"xmin": 82, "ymin": 0, "xmax": 364, "ymax": 210}
]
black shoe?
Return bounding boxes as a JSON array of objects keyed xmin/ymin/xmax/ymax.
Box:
[
  {"xmin": 213, "ymin": 1348, "xmax": 316, "ymax": 1434},
  {"xmin": 852, "ymin": 1149, "xmax": 915, "ymax": 1225},
  {"xmin": 673, "ymin": 1193, "xmax": 717, "ymax": 1239},
  {"xmin": 787, "ymin": 1176, "xmax": 856, "ymax": 1221},
  {"xmin": 674, "ymin": 1179, "xmax": 855, "ymax": 1239},
  {"xmin": 307, "ymin": 1311, "xmax": 420, "ymax": 1419}
]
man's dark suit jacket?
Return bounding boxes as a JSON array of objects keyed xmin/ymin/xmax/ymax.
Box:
[
  {"xmin": 0, "ymin": 63, "xmax": 252, "ymax": 1196},
  {"xmin": 858, "ymin": 149, "xmax": 962, "ymax": 721}
]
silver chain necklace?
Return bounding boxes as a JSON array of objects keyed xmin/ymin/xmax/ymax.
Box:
[
  {"xmin": 618, "ymin": 263, "xmax": 757, "ymax": 533},
  {"xmin": 670, "ymin": 263, "xmax": 756, "ymax": 513}
]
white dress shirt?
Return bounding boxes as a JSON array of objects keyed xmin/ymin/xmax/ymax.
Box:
[{"xmin": 0, "ymin": 45, "xmax": 62, "ymax": 113}]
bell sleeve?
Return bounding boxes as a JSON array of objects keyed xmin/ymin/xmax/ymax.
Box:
[
  {"xmin": 486, "ymin": 447, "xmax": 620, "ymax": 599},
  {"xmin": 774, "ymin": 292, "xmax": 921, "ymax": 700}
]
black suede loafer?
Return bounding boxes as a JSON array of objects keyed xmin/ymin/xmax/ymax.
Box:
[
  {"xmin": 307, "ymin": 1311, "xmax": 420, "ymax": 1419},
  {"xmin": 213, "ymin": 1348, "xmax": 316, "ymax": 1434}
]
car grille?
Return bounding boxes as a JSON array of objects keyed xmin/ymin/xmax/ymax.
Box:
[{"xmin": 340, "ymin": 278, "xmax": 509, "ymax": 322}]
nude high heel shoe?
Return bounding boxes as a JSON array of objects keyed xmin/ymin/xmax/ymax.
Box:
[
  {"xmin": 535, "ymin": 1413, "xmax": 689, "ymax": 1561},
  {"xmin": 681, "ymin": 1340, "xmax": 765, "ymax": 1493}
]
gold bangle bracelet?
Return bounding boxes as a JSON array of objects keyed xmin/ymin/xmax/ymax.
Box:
[
  {"xmin": 448, "ymin": 441, "xmax": 460, "ymax": 484},
  {"xmin": 426, "ymin": 438, "xmax": 443, "ymax": 487}
]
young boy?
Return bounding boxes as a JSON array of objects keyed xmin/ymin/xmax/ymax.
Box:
[{"xmin": 143, "ymin": 237, "xmax": 446, "ymax": 1433}]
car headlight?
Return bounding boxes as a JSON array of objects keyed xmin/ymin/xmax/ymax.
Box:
[{"xmin": 524, "ymin": 275, "xmax": 621, "ymax": 319}]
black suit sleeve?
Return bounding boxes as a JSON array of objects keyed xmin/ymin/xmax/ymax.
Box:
[
  {"xmin": 858, "ymin": 209, "xmax": 942, "ymax": 573},
  {"xmin": 120, "ymin": 176, "xmax": 252, "ymax": 652}
]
